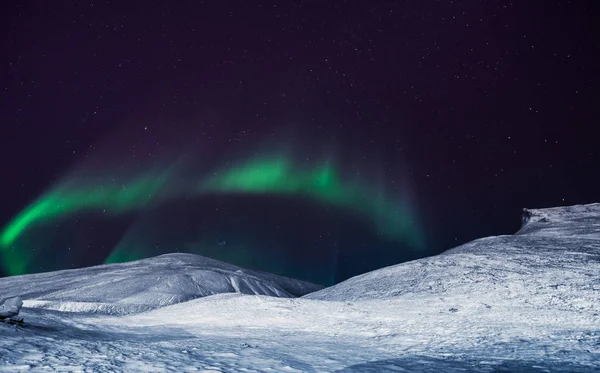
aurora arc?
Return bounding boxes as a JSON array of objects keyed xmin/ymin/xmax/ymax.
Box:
[
  {"xmin": 199, "ymin": 157, "xmax": 424, "ymax": 247},
  {"xmin": 0, "ymin": 170, "xmax": 174, "ymax": 275},
  {"xmin": 0, "ymin": 154, "xmax": 425, "ymax": 276}
]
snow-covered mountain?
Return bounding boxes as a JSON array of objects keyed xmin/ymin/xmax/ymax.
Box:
[
  {"xmin": 81, "ymin": 203, "xmax": 597, "ymax": 371},
  {"xmin": 305, "ymin": 203, "xmax": 600, "ymax": 306},
  {"xmin": 1, "ymin": 204, "xmax": 598, "ymax": 372},
  {"xmin": 0, "ymin": 252, "xmax": 322, "ymax": 314}
]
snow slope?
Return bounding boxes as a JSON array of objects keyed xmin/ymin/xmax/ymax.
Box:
[
  {"xmin": 0, "ymin": 204, "xmax": 598, "ymax": 372},
  {"xmin": 305, "ymin": 203, "xmax": 600, "ymax": 305},
  {"xmin": 0, "ymin": 253, "xmax": 322, "ymax": 314}
]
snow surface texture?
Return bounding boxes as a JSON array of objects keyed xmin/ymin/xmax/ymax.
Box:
[
  {"xmin": 0, "ymin": 253, "xmax": 322, "ymax": 315},
  {"xmin": 1, "ymin": 203, "xmax": 599, "ymax": 372}
]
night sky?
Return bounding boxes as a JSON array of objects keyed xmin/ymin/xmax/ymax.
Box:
[{"xmin": 1, "ymin": 1, "xmax": 598, "ymax": 284}]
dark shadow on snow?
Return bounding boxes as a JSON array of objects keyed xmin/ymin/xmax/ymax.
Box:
[{"xmin": 336, "ymin": 356, "xmax": 599, "ymax": 373}]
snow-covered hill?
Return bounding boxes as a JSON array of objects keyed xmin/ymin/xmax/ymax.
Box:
[
  {"xmin": 82, "ymin": 203, "xmax": 598, "ymax": 370},
  {"xmin": 0, "ymin": 253, "xmax": 322, "ymax": 314},
  {"xmin": 305, "ymin": 203, "xmax": 600, "ymax": 305},
  {"xmin": 0, "ymin": 204, "xmax": 598, "ymax": 372}
]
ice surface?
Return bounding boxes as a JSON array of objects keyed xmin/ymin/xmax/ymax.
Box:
[{"xmin": 0, "ymin": 204, "xmax": 598, "ymax": 372}]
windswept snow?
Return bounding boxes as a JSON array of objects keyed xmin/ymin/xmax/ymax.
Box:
[
  {"xmin": 0, "ymin": 204, "xmax": 599, "ymax": 372},
  {"xmin": 0, "ymin": 253, "xmax": 322, "ymax": 315}
]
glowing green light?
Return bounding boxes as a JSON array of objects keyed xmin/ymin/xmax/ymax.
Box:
[
  {"xmin": 0, "ymin": 171, "xmax": 173, "ymax": 274},
  {"xmin": 1, "ymin": 151, "xmax": 424, "ymax": 275},
  {"xmin": 1, "ymin": 172, "xmax": 170, "ymax": 248},
  {"xmin": 201, "ymin": 155, "xmax": 424, "ymax": 247}
]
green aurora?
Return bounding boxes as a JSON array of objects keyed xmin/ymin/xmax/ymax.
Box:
[
  {"xmin": 0, "ymin": 153, "xmax": 425, "ymax": 276},
  {"xmin": 199, "ymin": 157, "xmax": 422, "ymax": 245}
]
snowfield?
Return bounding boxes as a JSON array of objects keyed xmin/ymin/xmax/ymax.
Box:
[{"xmin": 1, "ymin": 204, "xmax": 599, "ymax": 372}]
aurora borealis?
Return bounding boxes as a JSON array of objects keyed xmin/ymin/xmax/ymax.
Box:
[
  {"xmin": 0, "ymin": 171, "xmax": 173, "ymax": 249},
  {"xmin": 200, "ymin": 157, "xmax": 423, "ymax": 245},
  {"xmin": 3, "ymin": 2, "xmax": 597, "ymax": 284},
  {"xmin": 0, "ymin": 142, "xmax": 425, "ymax": 281}
]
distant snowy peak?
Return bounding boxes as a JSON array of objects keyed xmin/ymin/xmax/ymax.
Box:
[{"xmin": 0, "ymin": 253, "xmax": 322, "ymax": 314}]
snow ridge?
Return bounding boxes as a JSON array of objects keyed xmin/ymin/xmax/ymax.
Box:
[
  {"xmin": 305, "ymin": 203, "xmax": 600, "ymax": 302},
  {"xmin": 520, "ymin": 203, "xmax": 600, "ymax": 227}
]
